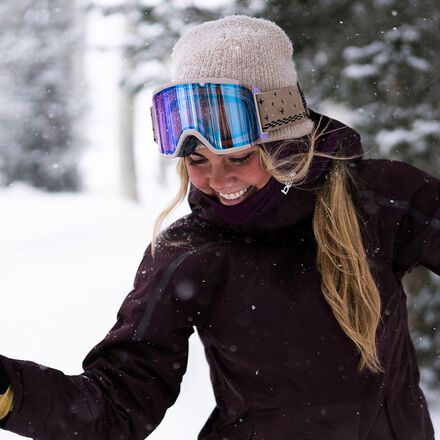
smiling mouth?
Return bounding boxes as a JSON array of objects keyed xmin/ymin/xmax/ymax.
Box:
[{"xmin": 218, "ymin": 187, "xmax": 250, "ymax": 201}]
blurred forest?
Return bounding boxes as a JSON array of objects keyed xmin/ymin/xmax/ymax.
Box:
[
  {"xmin": 0, "ymin": 0, "xmax": 439, "ymax": 391},
  {"xmin": 0, "ymin": 0, "xmax": 83, "ymax": 191}
]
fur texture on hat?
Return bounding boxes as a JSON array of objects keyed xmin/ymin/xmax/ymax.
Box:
[{"xmin": 171, "ymin": 15, "xmax": 314, "ymax": 141}]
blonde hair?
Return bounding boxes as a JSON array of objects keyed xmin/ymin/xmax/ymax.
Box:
[{"xmin": 151, "ymin": 118, "xmax": 383, "ymax": 374}]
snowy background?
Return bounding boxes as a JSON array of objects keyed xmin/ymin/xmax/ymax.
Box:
[
  {"xmin": 0, "ymin": 8, "xmax": 215, "ymax": 440},
  {"xmin": 0, "ymin": 4, "xmax": 439, "ymax": 440}
]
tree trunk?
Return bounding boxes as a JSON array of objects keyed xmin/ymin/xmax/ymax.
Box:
[
  {"xmin": 118, "ymin": 9, "xmax": 138, "ymax": 202},
  {"xmin": 118, "ymin": 87, "xmax": 138, "ymax": 201}
]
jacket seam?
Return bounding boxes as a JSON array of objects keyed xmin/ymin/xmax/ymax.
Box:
[{"xmin": 134, "ymin": 241, "xmax": 220, "ymax": 340}]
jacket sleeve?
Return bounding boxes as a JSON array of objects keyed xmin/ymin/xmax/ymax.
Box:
[
  {"xmin": 0, "ymin": 241, "xmax": 211, "ymax": 439},
  {"xmin": 392, "ymin": 162, "xmax": 440, "ymax": 278}
]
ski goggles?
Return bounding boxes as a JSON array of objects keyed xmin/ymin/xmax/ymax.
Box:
[{"xmin": 150, "ymin": 78, "xmax": 309, "ymax": 158}]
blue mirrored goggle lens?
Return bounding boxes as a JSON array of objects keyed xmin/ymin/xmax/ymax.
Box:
[{"xmin": 152, "ymin": 83, "xmax": 261, "ymax": 156}]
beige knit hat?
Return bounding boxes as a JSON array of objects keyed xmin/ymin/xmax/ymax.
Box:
[{"xmin": 171, "ymin": 15, "xmax": 314, "ymax": 142}]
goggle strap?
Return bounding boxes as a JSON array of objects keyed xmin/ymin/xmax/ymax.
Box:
[
  {"xmin": 297, "ymin": 81, "xmax": 310, "ymax": 117},
  {"xmin": 255, "ymin": 83, "xmax": 309, "ymax": 133},
  {"xmin": 150, "ymin": 105, "xmax": 158, "ymax": 143}
]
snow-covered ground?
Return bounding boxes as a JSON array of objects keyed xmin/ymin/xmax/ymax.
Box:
[
  {"xmin": 0, "ymin": 184, "xmax": 216, "ymax": 440},
  {"xmin": 0, "ymin": 6, "xmax": 438, "ymax": 440}
]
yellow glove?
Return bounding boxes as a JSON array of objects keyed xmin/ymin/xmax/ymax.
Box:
[{"xmin": 0, "ymin": 386, "xmax": 13, "ymax": 420}]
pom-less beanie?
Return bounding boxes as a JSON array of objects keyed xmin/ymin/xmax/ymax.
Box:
[{"xmin": 171, "ymin": 15, "xmax": 314, "ymax": 141}]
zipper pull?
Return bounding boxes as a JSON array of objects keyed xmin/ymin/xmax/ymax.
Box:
[{"xmin": 281, "ymin": 181, "xmax": 293, "ymax": 195}]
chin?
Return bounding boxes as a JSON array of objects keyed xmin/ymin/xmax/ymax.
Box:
[{"xmin": 218, "ymin": 198, "xmax": 245, "ymax": 206}]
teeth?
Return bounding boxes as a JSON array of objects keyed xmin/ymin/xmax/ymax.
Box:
[{"xmin": 219, "ymin": 187, "xmax": 249, "ymax": 200}]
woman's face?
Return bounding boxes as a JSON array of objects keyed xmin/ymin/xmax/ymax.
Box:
[{"xmin": 184, "ymin": 145, "xmax": 271, "ymax": 206}]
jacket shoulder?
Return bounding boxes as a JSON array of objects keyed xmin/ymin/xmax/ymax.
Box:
[
  {"xmin": 135, "ymin": 213, "xmax": 226, "ymax": 289},
  {"xmin": 351, "ymin": 158, "xmax": 438, "ymax": 201},
  {"xmin": 151, "ymin": 214, "xmax": 224, "ymax": 259},
  {"xmin": 350, "ymin": 159, "xmax": 439, "ymax": 273}
]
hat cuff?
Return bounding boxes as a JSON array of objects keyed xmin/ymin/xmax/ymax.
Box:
[{"xmin": 266, "ymin": 118, "xmax": 315, "ymax": 142}]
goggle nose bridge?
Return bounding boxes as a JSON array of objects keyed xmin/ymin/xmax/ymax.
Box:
[{"xmin": 179, "ymin": 135, "xmax": 201, "ymax": 157}]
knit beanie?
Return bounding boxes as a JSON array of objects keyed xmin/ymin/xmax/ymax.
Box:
[{"xmin": 171, "ymin": 15, "xmax": 314, "ymax": 142}]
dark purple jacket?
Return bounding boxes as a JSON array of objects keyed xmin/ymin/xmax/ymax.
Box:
[{"xmin": 1, "ymin": 113, "xmax": 439, "ymax": 440}]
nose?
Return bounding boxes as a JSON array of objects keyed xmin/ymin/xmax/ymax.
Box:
[{"xmin": 209, "ymin": 162, "xmax": 236, "ymax": 191}]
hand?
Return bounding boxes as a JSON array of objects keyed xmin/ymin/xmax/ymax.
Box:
[{"xmin": 0, "ymin": 362, "xmax": 9, "ymax": 394}]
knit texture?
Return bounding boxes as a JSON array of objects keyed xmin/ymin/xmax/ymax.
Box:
[{"xmin": 171, "ymin": 15, "xmax": 314, "ymax": 141}]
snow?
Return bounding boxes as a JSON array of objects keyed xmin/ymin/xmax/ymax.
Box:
[
  {"xmin": 407, "ymin": 55, "xmax": 430, "ymax": 71},
  {"xmin": 342, "ymin": 64, "xmax": 379, "ymax": 79},
  {"xmin": 0, "ymin": 5, "xmax": 438, "ymax": 440},
  {"xmin": 376, "ymin": 119, "xmax": 440, "ymax": 155},
  {"xmin": 343, "ymin": 41, "xmax": 384, "ymax": 62},
  {"xmin": 376, "ymin": 127, "xmax": 422, "ymax": 154}
]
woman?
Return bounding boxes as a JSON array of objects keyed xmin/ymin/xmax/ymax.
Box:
[{"xmin": 0, "ymin": 14, "xmax": 438, "ymax": 440}]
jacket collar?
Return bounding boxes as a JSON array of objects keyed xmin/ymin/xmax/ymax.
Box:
[{"xmin": 188, "ymin": 110, "xmax": 365, "ymax": 235}]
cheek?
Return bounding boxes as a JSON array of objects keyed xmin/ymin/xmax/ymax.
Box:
[
  {"xmin": 247, "ymin": 162, "xmax": 271, "ymax": 189},
  {"xmin": 185, "ymin": 164, "xmax": 210, "ymax": 192}
]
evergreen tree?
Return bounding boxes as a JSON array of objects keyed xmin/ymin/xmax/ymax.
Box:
[
  {"xmin": 97, "ymin": 0, "xmax": 257, "ymax": 92},
  {"xmin": 0, "ymin": 0, "xmax": 83, "ymax": 191},
  {"xmin": 259, "ymin": 0, "xmax": 440, "ymax": 172}
]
